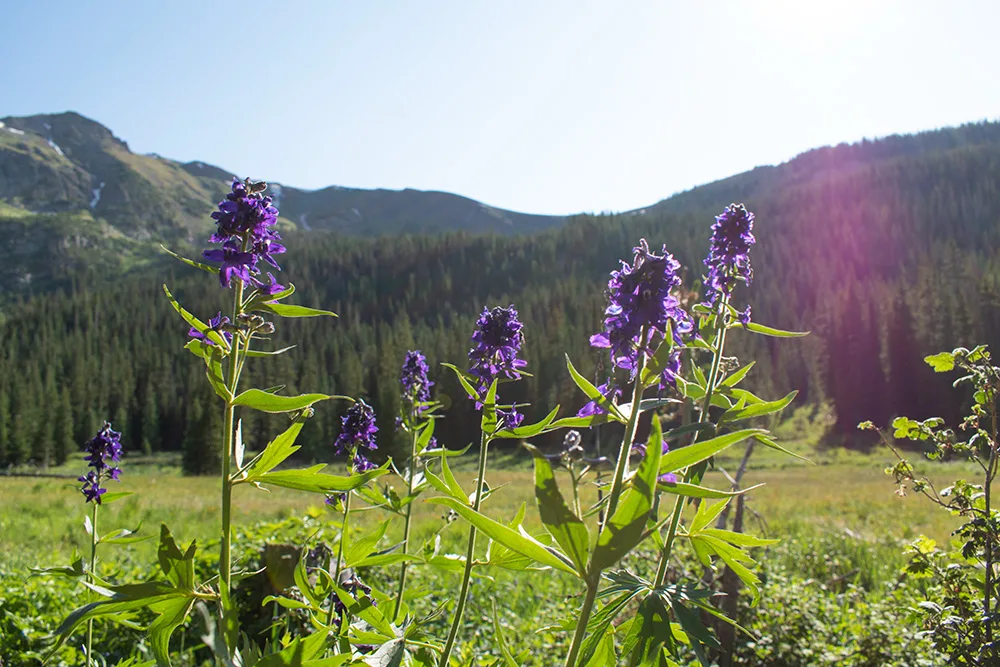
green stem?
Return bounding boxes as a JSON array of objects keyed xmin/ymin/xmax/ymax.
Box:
[
  {"xmin": 86, "ymin": 498, "xmax": 98, "ymax": 666},
  {"xmin": 563, "ymin": 578, "xmax": 600, "ymax": 667},
  {"xmin": 329, "ymin": 489, "xmax": 352, "ymax": 628},
  {"xmin": 393, "ymin": 425, "xmax": 420, "ymax": 622},
  {"xmin": 603, "ymin": 328, "xmax": 649, "ymax": 524},
  {"xmin": 219, "ymin": 279, "xmax": 245, "ymax": 656},
  {"xmin": 654, "ymin": 297, "xmax": 729, "ymax": 586},
  {"xmin": 564, "ymin": 335, "xmax": 648, "ymax": 666},
  {"xmin": 438, "ymin": 430, "xmax": 490, "ymax": 667}
]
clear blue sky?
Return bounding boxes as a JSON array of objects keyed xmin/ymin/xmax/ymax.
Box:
[{"xmin": 3, "ymin": 1, "xmax": 998, "ymax": 215}]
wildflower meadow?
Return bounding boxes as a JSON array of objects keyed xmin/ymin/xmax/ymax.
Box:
[{"xmin": 3, "ymin": 181, "xmax": 995, "ymax": 667}]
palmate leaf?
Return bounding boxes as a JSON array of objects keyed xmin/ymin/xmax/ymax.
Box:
[
  {"xmin": 428, "ymin": 497, "xmax": 579, "ymax": 576},
  {"xmin": 157, "ymin": 524, "xmax": 196, "ymax": 591},
  {"xmin": 590, "ymin": 417, "xmax": 663, "ymax": 573},
  {"xmin": 47, "ymin": 580, "xmax": 199, "ymax": 664},
  {"xmin": 485, "ymin": 504, "xmax": 545, "ymax": 571},
  {"xmin": 253, "ymin": 628, "xmax": 332, "ymax": 666},
  {"xmin": 345, "ymin": 519, "xmax": 392, "ymax": 568},
  {"xmin": 148, "ymin": 596, "xmax": 196, "ymax": 667},
  {"xmin": 579, "ymin": 588, "xmax": 645, "ymax": 667},
  {"xmin": 523, "ymin": 444, "xmax": 590, "ymax": 575}
]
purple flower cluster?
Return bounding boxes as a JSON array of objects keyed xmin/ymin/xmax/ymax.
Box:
[
  {"xmin": 79, "ymin": 422, "xmax": 123, "ymax": 504},
  {"xmin": 204, "ymin": 178, "xmax": 286, "ymax": 290},
  {"xmin": 590, "ymin": 239, "xmax": 692, "ymax": 388},
  {"xmin": 703, "ymin": 203, "xmax": 755, "ymax": 310},
  {"xmin": 188, "ymin": 311, "xmax": 233, "ymax": 347},
  {"xmin": 468, "ymin": 305, "xmax": 527, "ymax": 396},
  {"xmin": 334, "ymin": 400, "xmax": 379, "ymax": 472},
  {"xmin": 400, "ymin": 350, "xmax": 433, "ymax": 406}
]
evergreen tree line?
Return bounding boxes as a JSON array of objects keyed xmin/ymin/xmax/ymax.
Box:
[{"xmin": 3, "ymin": 134, "xmax": 1000, "ymax": 470}]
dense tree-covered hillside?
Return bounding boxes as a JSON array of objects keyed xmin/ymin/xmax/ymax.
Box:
[{"xmin": 3, "ymin": 120, "xmax": 1000, "ymax": 468}]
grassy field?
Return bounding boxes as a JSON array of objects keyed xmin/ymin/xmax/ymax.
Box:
[{"xmin": 0, "ymin": 410, "xmax": 969, "ymax": 665}]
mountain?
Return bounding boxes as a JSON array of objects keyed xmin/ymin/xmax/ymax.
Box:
[
  {"xmin": 0, "ymin": 111, "xmax": 565, "ymax": 238},
  {"xmin": 5, "ymin": 116, "xmax": 1000, "ymax": 468}
]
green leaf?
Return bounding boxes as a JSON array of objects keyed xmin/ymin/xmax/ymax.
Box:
[
  {"xmin": 545, "ymin": 414, "xmax": 612, "ymax": 431},
  {"xmin": 485, "ymin": 504, "xmax": 542, "ymax": 571},
  {"xmin": 205, "ymin": 348, "xmax": 231, "ymax": 401},
  {"xmin": 100, "ymin": 491, "xmax": 134, "ymax": 505},
  {"xmin": 492, "ymin": 600, "xmax": 521, "ymax": 667},
  {"xmin": 493, "ymin": 406, "xmax": 560, "ymax": 439},
  {"xmin": 641, "ymin": 328, "xmax": 677, "ymax": 388},
  {"xmin": 148, "ymin": 596, "xmax": 195, "ymax": 667},
  {"xmin": 481, "ymin": 379, "xmax": 499, "ymax": 434},
  {"xmin": 721, "ymin": 391, "xmax": 797, "ymax": 423},
  {"xmin": 254, "ymin": 629, "xmax": 330, "ymax": 666},
  {"xmin": 524, "ymin": 444, "xmax": 591, "ymax": 575},
  {"xmin": 162, "ymin": 285, "xmax": 229, "ymax": 349},
  {"xmin": 100, "ymin": 522, "xmax": 153, "ymax": 546},
  {"xmin": 591, "ymin": 417, "xmax": 663, "ymax": 572},
  {"xmin": 362, "ymin": 638, "xmax": 405, "ymax": 667},
  {"xmin": 160, "ymin": 245, "xmax": 220, "ymax": 276},
  {"xmin": 720, "ymin": 361, "xmax": 755, "ymax": 388},
  {"xmin": 658, "ymin": 429, "xmax": 764, "ymax": 475},
  {"xmin": 441, "ymin": 362, "xmax": 480, "ymax": 401},
  {"xmin": 243, "ymin": 414, "xmax": 308, "ymax": 479},
  {"xmin": 424, "ymin": 446, "xmax": 469, "ymax": 503},
  {"xmin": 256, "ymin": 462, "xmax": 390, "ymax": 494},
  {"xmin": 753, "ymin": 433, "xmax": 813, "ymax": 464},
  {"xmin": 657, "ymin": 480, "xmax": 766, "ymax": 499},
  {"xmin": 566, "ymin": 354, "xmax": 624, "ymax": 421},
  {"xmin": 244, "ymin": 345, "xmax": 297, "ymax": 358},
  {"xmin": 253, "ymin": 301, "xmax": 338, "ymax": 319},
  {"xmin": 689, "ymin": 499, "xmax": 730, "ymax": 534},
  {"xmin": 346, "ymin": 519, "xmax": 392, "ymax": 567},
  {"xmin": 579, "ymin": 589, "xmax": 644, "ymax": 666},
  {"xmin": 262, "ymin": 595, "xmax": 313, "ymax": 610},
  {"xmin": 925, "ymin": 351, "xmax": 957, "ymax": 372},
  {"xmin": 739, "ymin": 322, "xmax": 809, "ymax": 338},
  {"xmin": 231, "ymin": 389, "xmax": 342, "ymax": 413},
  {"xmin": 157, "ymin": 524, "xmax": 196, "ymax": 591},
  {"xmin": 428, "ymin": 497, "xmax": 579, "ymax": 576}
]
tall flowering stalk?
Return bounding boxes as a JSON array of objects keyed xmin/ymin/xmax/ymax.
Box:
[
  {"xmin": 653, "ymin": 203, "xmax": 756, "ymax": 587},
  {"xmin": 563, "ymin": 239, "xmax": 692, "ymax": 667},
  {"xmin": 438, "ymin": 305, "xmax": 527, "ymax": 666},
  {"xmin": 393, "ymin": 350, "xmax": 433, "ymax": 621},
  {"xmin": 79, "ymin": 423, "xmax": 123, "ymax": 667}
]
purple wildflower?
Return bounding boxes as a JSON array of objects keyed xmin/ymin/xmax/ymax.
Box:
[
  {"xmin": 400, "ymin": 350, "xmax": 433, "ymax": 406},
  {"xmin": 630, "ymin": 438, "xmax": 678, "ymax": 482},
  {"xmin": 577, "ymin": 380, "xmax": 622, "ymax": 418},
  {"xmin": 258, "ymin": 272, "xmax": 286, "ymax": 296},
  {"xmin": 333, "ymin": 568, "xmax": 372, "ymax": 617},
  {"xmin": 204, "ymin": 178, "xmax": 286, "ymax": 290},
  {"xmin": 590, "ymin": 240, "xmax": 692, "ymax": 389},
  {"xmin": 79, "ymin": 422, "xmax": 123, "ymax": 504},
  {"xmin": 738, "ymin": 305, "xmax": 752, "ymax": 328},
  {"xmin": 498, "ymin": 406, "xmax": 524, "ymax": 430},
  {"xmin": 704, "ymin": 203, "xmax": 755, "ymax": 307},
  {"xmin": 468, "ymin": 305, "xmax": 527, "ymax": 397},
  {"xmin": 188, "ymin": 311, "xmax": 234, "ymax": 346},
  {"xmin": 335, "ymin": 400, "xmax": 379, "ymax": 472}
]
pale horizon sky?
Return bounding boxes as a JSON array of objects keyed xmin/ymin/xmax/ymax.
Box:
[{"xmin": 2, "ymin": 1, "xmax": 998, "ymax": 215}]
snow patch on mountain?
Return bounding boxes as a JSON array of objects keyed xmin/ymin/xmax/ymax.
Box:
[
  {"xmin": 90, "ymin": 182, "xmax": 105, "ymax": 209},
  {"xmin": 47, "ymin": 139, "xmax": 64, "ymax": 156},
  {"xmin": 299, "ymin": 213, "xmax": 311, "ymax": 231}
]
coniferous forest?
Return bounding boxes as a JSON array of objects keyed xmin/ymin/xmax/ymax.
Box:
[{"xmin": 3, "ymin": 121, "xmax": 1000, "ymax": 470}]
